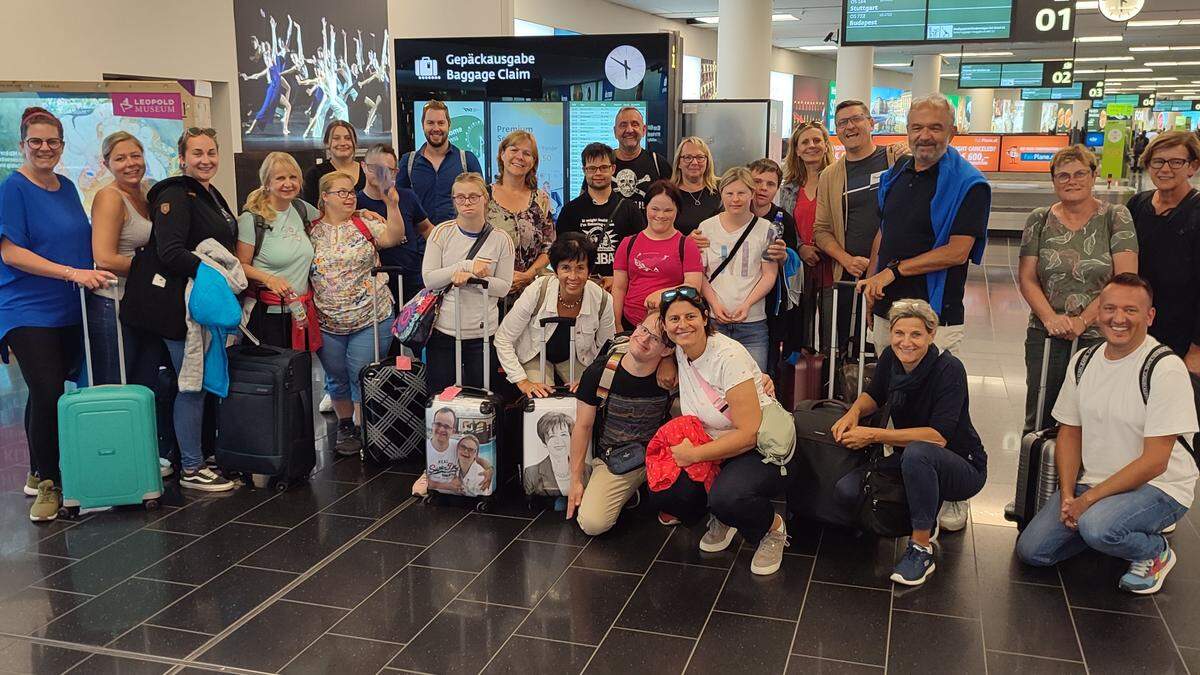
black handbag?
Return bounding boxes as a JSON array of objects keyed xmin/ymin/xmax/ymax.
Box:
[
  {"xmin": 601, "ymin": 441, "xmax": 646, "ymax": 476},
  {"xmin": 120, "ymin": 240, "xmax": 187, "ymax": 341},
  {"xmin": 857, "ymin": 447, "xmax": 911, "ymax": 538}
]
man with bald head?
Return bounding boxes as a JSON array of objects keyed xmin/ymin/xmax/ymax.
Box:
[{"xmin": 856, "ymin": 92, "xmax": 991, "ymax": 532}]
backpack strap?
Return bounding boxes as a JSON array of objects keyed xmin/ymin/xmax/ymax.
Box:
[
  {"xmin": 595, "ymin": 351, "xmax": 625, "ymax": 402},
  {"xmin": 534, "ymin": 275, "xmax": 551, "ymax": 316},
  {"xmin": 351, "ymin": 215, "xmax": 375, "ymax": 244},
  {"xmin": 406, "ymin": 150, "xmax": 416, "ymax": 177},
  {"xmin": 252, "ymin": 212, "xmax": 269, "ymax": 262},
  {"xmin": 1140, "ymin": 344, "xmax": 1199, "ymax": 462},
  {"xmin": 1073, "ymin": 342, "xmax": 1103, "ymax": 385},
  {"xmin": 292, "ymin": 200, "xmax": 310, "ymax": 234},
  {"xmin": 459, "ymin": 149, "xmax": 467, "ymax": 176}
]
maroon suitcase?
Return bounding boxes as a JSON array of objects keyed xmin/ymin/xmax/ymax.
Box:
[{"xmin": 778, "ymin": 288, "xmax": 828, "ymax": 411}]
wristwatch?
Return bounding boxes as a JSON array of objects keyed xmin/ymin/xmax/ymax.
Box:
[{"xmin": 886, "ymin": 258, "xmax": 903, "ymax": 278}]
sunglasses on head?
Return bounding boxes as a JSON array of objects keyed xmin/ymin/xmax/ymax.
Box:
[
  {"xmin": 185, "ymin": 127, "xmax": 217, "ymax": 138},
  {"xmin": 660, "ymin": 285, "xmax": 702, "ymax": 305}
]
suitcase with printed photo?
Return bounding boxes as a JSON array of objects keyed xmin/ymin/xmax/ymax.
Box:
[
  {"xmin": 424, "ymin": 280, "xmax": 502, "ymax": 510},
  {"xmin": 57, "ymin": 288, "xmax": 163, "ymax": 519},
  {"xmin": 360, "ymin": 266, "xmax": 428, "ymax": 464},
  {"xmin": 521, "ymin": 317, "xmax": 592, "ymax": 502}
]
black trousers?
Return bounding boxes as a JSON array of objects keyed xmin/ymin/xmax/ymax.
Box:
[
  {"xmin": 649, "ymin": 450, "xmax": 794, "ymax": 545},
  {"xmin": 8, "ymin": 324, "xmax": 84, "ymax": 484},
  {"xmin": 424, "ymin": 330, "xmax": 501, "ymax": 397}
]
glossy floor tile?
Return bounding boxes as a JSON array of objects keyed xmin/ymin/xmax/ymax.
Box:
[{"xmin": 0, "ymin": 239, "xmax": 1192, "ymax": 673}]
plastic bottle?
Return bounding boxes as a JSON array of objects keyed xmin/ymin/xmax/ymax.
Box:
[
  {"xmin": 286, "ymin": 291, "xmax": 308, "ymax": 330},
  {"xmin": 763, "ymin": 211, "xmax": 784, "ymax": 260}
]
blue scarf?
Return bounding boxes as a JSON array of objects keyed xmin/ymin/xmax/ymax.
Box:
[{"xmin": 877, "ymin": 145, "xmax": 990, "ymax": 315}]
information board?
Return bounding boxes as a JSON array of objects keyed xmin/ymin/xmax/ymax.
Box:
[
  {"xmin": 1000, "ymin": 63, "xmax": 1045, "ymax": 88},
  {"xmin": 959, "ymin": 62, "xmax": 1047, "ymax": 89},
  {"xmin": 843, "ymin": 0, "xmax": 1014, "ymax": 45},
  {"xmin": 999, "ymin": 134, "xmax": 1070, "ymax": 172},
  {"xmin": 1154, "ymin": 100, "xmax": 1197, "ymax": 112},
  {"xmin": 567, "ymin": 100, "xmax": 647, "ymax": 202},
  {"xmin": 1021, "ymin": 84, "xmax": 1083, "ymax": 101},
  {"xmin": 959, "ymin": 64, "xmax": 1004, "ymax": 88},
  {"xmin": 488, "ymin": 102, "xmax": 566, "ymax": 211}
]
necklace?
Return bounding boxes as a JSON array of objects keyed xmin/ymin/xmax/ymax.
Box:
[
  {"xmin": 683, "ymin": 187, "xmax": 704, "ymax": 206},
  {"xmin": 558, "ymin": 295, "xmax": 581, "ymax": 310}
]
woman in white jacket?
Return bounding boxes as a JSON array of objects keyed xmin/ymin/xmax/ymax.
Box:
[{"xmin": 495, "ymin": 232, "xmax": 616, "ymax": 397}]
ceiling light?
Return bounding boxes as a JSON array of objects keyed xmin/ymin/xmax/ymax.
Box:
[
  {"xmin": 1104, "ymin": 76, "xmax": 1177, "ymax": 81},
  {"xmin": 695, "ymin": 13, "xmax": 799, "ymax": 23},
  {"xmin": 800, "ymin": 45, "xmax": 839, "ymax": 51},
  {"xmin": 1074, "ymin": 56, "xmax": 1135, "ymax": 62},
  {"xmin": 1128, "ymin": 19, "xmax": 1184, "ymax": 27},
  {"xmin": 1183, "ymin": 19, "xmax": 1200, "ymax": 25},
  {"xmin": 875, "ymin": 62, "xmax": 910, "ymax": 67},
  {"xmin": 1075, "ymin": 35, "xmax": 1124, "ymax": 42},
  {"xmin": 938, "ymin": 51, "xmax": 1014, "ymax": 57},
  {"xmin": 1075, "ymin": 0, "xmax": 1098, "ymax": 8},
  {"xmin": 1075, "ymin": 67, "xmax": 1152, "ymax": 73},
  {"xmin": 941, "ymin": 73, "xmax": 958, "ymax": 78},
  {"xmin": 1131, "ymin": 45, "xmax": 1200, "ymax": 51}
]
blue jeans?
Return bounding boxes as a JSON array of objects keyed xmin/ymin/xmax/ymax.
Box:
[
  {"xmin": 715, "ymin": 319, "xmax": 770, "ymax": 373},
  {"xmin": 317, "ymin": 320, "xmax": 389, "ymax": 404},
  {"xmin": 164, "ymin": 338, "xmax": 205, "ymax": 471},
  {"xmin": 1016, "ymin": 483, "xmax": 1186, "ymax": 565},
  {"xmin": 83, "ymin": 293, "xmax": 166, "ymax": 388}
]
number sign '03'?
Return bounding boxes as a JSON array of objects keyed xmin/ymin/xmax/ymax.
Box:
[{"xmin": 1012, "ymin": 0, "xmax": 1076, "ymax": 43}]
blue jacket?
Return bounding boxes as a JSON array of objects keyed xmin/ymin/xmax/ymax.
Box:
[
  {"xmin": 878, "ymin": 145, "xmax": 990, "ymax": 315},
  {"xmin": 188, "ymin": 262, "xmax": 242, "ymax": 397}
]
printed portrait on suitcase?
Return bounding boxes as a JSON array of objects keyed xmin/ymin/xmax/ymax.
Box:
[
  {"xmin": 425, "ymin": 405, "xmax": 497, "ymax": 497},
  {"xmin": 522, "ymin": 409, "xmax": 575, "ymax": 496}
]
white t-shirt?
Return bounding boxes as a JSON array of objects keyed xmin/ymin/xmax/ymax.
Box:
[
  {"xmin": 676, "ymin": 333, "xmax": 773, "ymax": 439},
  {"xmin": 459, "ymin": 461, "xmax": 488, "ymax": 497},
  {"xmin": 427, "ymin": 441, "xmax": 459, "ymax": 487},
  {"xmin": 1053, "ymin": 336, "xmax": 1200, "ymax": 508},
  {"xmin": 697, "ymin": 215, "xmax": 773, "ymax": 323}
]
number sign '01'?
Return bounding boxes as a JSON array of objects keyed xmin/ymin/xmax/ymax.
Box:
[{"xmin": 1012, "ymin": 0, "xmax": 1076, "ymax": 43}]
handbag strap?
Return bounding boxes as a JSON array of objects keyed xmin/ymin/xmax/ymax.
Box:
[
  {"xmin": 687, "ymin": 360, "xmax": 733, "ymax": 421},
  {"xmin": 708, "ymin": 217, "xmax": 759, "ymax": 282}
]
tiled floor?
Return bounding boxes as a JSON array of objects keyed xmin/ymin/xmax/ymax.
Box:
[{"xmin": 0, "ymin": 238, "xmax": 1197, "ymax": 674}]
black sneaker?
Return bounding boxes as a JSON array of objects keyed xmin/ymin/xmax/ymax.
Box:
[
  {"xmin": 334, "ymin": 421, "xmax": 363, "ymax": 457},
  {"xmin": 180, "ymin": 467, "xmax": 235, "ymax": 492}
]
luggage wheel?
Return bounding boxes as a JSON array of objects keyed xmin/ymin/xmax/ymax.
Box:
[
  {"xmin": 58, "ymin": 506, "xmax": 81, "ymax": 520},
  {"xmin": 474, "ymin": 499, "xmax": 491, "ymax": 513},
  {"xmin": 422, "ymin": 494, "xmax": 438, "ymax": 506},
  {"xmin": 270, "ymin": 479, "xmax": 289, "ymax": 493},
  {"xmin": 143, "ymin": 499, "xmax": 161, "ymax": 511}
]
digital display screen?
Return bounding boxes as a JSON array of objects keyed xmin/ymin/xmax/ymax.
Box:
[
  {"xmin": 1021, "ymin": 84, "xmax": 1083, "ymax": 100},
  {"xmin": 844, "ymin": 0, "xmax": 1013, "ymax": 45},
  {"xmin": 959, "ymin": 64, "xmax": 1003, "ymax": 88},
  {"xmin": 487, "ymin": 102, "xmax": 566, "ymax": 211},
  {"xmin": 1154, "ymin": 100, "xmax": 1197, "ymax": 112},
  {"xmin": 1092, "ymin": 94, "xmax": 1140, "ymax": 109},
  {"xmin": 999, "ymin": 63, "xmax": 1045, "ymax": 88},
  {"xmin": 567, "ymin": 101, "xmax": 646, "ymax": 201},
  {"xmin": 959, "ymin": 62, "xmax": 1046, "ymax": 89},
  {"xmin": 412, "ymin": 100, "xmax": 485, "ymax": 165},
  {"xmin": 999, "ymin": 134, "xmax": 1070, "ymax": 172}
]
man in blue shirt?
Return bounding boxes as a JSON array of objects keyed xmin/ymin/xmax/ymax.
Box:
[
  {"xmin": 358, "ymin": 144, "xmax": 432, "ymax": 305},
  {"xmin": 396, "ymin": 100, "xmax": 483, "ymax": 225}
]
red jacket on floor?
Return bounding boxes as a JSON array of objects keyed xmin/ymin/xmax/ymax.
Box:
[{"xmin": 646, "ymin": 416, "xmax": 721, "ymax": 493}]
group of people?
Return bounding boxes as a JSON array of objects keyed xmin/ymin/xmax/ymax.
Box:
[{"xmin": 2, "ymin": 91, "xmax": 1198, "ymax": 592}]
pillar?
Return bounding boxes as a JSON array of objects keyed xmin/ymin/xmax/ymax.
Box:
[
  {"xmin": 834, "ymin": 46, "xmax": 874, "ymax": 106},
  {"xmin": 1071, "ymin": 100, "xmax": 1090, "ymax": 128},
  {"xmin": 1023, "ymin": 100, "xmax": 1044, "ymax": 133},
  {"xmin": 969, "ymin": 88, "xmax": 995, "ymax": 132},
  {"xmin": 911, "ymin": 54, "xmax": 943, "ymax": 99},
  {"xmin": 717, "ymin": 0, "xmax": 772, "ymax": 98}
]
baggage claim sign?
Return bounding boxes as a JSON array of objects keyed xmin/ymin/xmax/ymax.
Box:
[{"xmin": 414, "ymin": 52, "xmax": 536, "ymax": 85}]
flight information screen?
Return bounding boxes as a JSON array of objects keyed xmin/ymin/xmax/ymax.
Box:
[
  {"xmin": 1020, "ymin": 84, "xmax": 1083, "ymax": 100},
  {"xmin": 1000, "ymin": 63, "xmax": 1046, "ymax": 88},
  {"xmin": 959, "ymin": 63, "xmax": 1003, "ymax": 88},
  {"xmin": 959, "ymin": 62, "xmax": 1046, "ymax": 89},
  {"xmin": 844, "ymin": 0, "xmax": 1014, "ymax": 45}
]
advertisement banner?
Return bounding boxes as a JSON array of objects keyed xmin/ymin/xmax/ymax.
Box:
[
  {"xmin": 829, "ymin": 134, "xmax": 1000, "ymax": 172},
  {"xmin": 1100, "ymin": 122, "xmax": 1127, "ymax": 181},
  {"xmin": 998, "ymin": 134, "xmax": 1070, "ymax": 172},
  {"xmin": 110, "ymin": 93, "xmax": 183, "ymax": 120}
]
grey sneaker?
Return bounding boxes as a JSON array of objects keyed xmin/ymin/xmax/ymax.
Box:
[
  {"xmin": 938, "ymin": 500, "xmax": 969, "ymax": 532},
  {"xmin": 29, "ymin": 480, "xmax": 61, "ymax": 522},
  {"xmin": 334, "ymin": 421, "xmax": 363, "ymax": 457},
  {"xmin": 699, "ymin": 516, "xmax": 738, "ymax": 553},
  {"xmin": 750, "ymin": 520, "xmax": 790, "ymax": 576}
]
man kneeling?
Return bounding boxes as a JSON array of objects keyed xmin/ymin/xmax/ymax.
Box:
[{"xmin": 1017, "ymin": 274, "xmax": 1198, "ymax": 594}]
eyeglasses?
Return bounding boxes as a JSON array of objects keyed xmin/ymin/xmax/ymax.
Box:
[
  {"xmin": 23, "ymin": 137, "xmax": 63, "ymax": 150},
  {"xmin": 1148, "ymin": 158, "xmax": 1191, "ymax": 170},
  {"xmin": 322, "ymin": 189, "xmax": 356, "ymax": 199},
  {"xmin": 583, "ymin": 164, "xmax": 614, "ymax": 174},
  {"xmin": 1053, "ymin": 169, "xmax": 1094, "ymax": 184},
  {"xmin": 679, "ymin": 154, "xmax": 707, "ymax": 164},
  {"xmin": 834, "ymin": 114, "xmax": 870, "ymax": 128},
  {"xmin": 632, "ymin": 324, "xmax": 663, "ymax": 345},
  {"xmin": 660, "ymin": 285, "xmax": 702, "ymax": 305},
  {"xmin": 452, "ymin": 194, "xmax": 485, "ymax": 205},
  {"xmin": 366, "ymin": 163, "xmax": 396, "ymax": 174},
  {"xmin": 432, "ymin": 421, "xmax": 454, "ymax": 431}
]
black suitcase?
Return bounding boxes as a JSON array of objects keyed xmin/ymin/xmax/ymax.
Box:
[
  {"xmin": 788, "ymin": 399, "xmax": 867, "ymax": 528},
  {"xmin": 359, "ymin": 267, "xmax": 428, "ymax": 464},
  {"xmin": 830, "ymin": 281, "xmax": 876, "ymax": 403},
  {"xmin": 216, "ymin": 342, "xmax": 315, "ymax": 491}
]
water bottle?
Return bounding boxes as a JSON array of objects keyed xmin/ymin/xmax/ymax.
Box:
[
  {"xmin": 286, "ymin": 291, "xmax": 308, "ymax": 330},
  {"xmin": 763, "ymin": 211, "xmax": 784, "ymax": 260}
]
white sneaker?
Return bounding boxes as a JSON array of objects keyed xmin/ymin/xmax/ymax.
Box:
[
  {"xmin": 750, "ymin": 519, "xmax": 789, "ymax": 576},
  {"xmin": 699, "ymin": 516, "xmax": 738, "ymax": 553},
  {"xmin": 159, "ymin": 458, "xmax": 173, "ymax": 478},
  {"xmin": 938, "ymin": 501, "xmax": 969, "ymax": 532},
  {"xmin": 1163, "ymin": 522, "xmax": 1178, "ymax": 534},
  {"xmin": 319, "ymin": 393, "xmax": 334, "ymax": 413},
  {"xmin": 180, "ymin": 467, "xmax": 235, "ymax": 492}
]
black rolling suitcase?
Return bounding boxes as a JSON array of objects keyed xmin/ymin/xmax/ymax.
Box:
[
  {"xmin": 830, "ymin": 281, "xmax": 875, "ymax": 403},
  {"xmin": 1005, "ymin": 337, "xmax": 1077, "ymax": 529},
  {"xmin": 216, "ymin": 339, "xmax": 315, "ymax": 492},
  {"xmin": 424, "ymin": 279, "xmax": 504, "ymax": 511},
  {"xmin": 359, "ymin": 266, "xmax": 428, "ymax": 464}
]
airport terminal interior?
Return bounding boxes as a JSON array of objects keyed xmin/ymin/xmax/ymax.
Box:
[{"xmin": 1, "ymin": 0, "xmax": 1200, "ymax": 673}]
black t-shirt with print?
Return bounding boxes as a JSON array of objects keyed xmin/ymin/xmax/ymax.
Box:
[
  {"xmin": 576, "ymin": 353, "xmax": 671, "ymax": 450},
  {"xmin": 556, "ymin": 193, "xmax": 645, "ymax": 277},
  {"xmin": 843, "ymin": 147, "xmax": 890, "ymax": 261},
  {"xmin": 676, "ymin": 187, "xmax": 723, "ymax": 236},
  {"xmin": 612, "ymin": 150, "xmax": 671, "ymax": 211}
]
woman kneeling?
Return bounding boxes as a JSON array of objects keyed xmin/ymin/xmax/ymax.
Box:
[{"xmin": 832, "ymin": 299, "xmax": 988, "ymax": 586}]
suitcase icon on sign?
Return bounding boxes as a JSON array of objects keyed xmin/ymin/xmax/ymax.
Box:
[{"xmin": 415, "ymin": 57, "xmax": 439, "ymax": 79}]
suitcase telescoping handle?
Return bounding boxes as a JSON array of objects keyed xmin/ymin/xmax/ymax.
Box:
[
  {"xmin": 539, "ymin": 315, "xmax": 578, "ymax": 388},
  {"xmin": 829, "ymin": 280, "xmax": 869, "ymax": 399},
  {"xmin": 1033, "ymin": 335, "xmax": 1080, "ymax": 430},
  {"xmin": 453, "ymin": 278, "xmax": 491, "ymax": 392},
  {"xmin": 78, "ymin": 282, "xmax": 125, "ymax": 386},
  {"xmin": 369, "ymin": 265, "xmax": 408, "ymax": 363}
]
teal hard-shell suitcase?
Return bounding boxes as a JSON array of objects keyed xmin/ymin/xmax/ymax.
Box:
[{"xmin": 56, "ymin": 287, "xmax": 163, "ymax": 518}]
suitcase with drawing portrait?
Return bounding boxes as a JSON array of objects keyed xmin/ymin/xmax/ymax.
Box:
[
  {"xmin": 424, "ymin": 280, "xmax": 501, "ymax": 510},
  {"xmin": 521, "ymin": 317, "xmax": 592, "ymax": 502}
]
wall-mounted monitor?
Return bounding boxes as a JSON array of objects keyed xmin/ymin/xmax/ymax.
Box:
[
  {"xmin": 1021, "ymin": 83, "xmax": 1084, "ymax": 100},
  {"xmin": 958, "ymin": 62, "xmax": 1056, "ymax": 89},
  {"xmin": 843, "ymin": 0, "xmax": 1014, "ymax": 45}
]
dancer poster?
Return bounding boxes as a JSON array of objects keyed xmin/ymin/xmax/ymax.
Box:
[{"xmin": 234, "ymin": 0, "xmax": 391, "ymax": 149}]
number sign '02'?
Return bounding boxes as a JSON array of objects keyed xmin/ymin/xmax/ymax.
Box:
[{"xmin": 1012, "ymin": 0, "xmax": 1076, "ymax": 43}]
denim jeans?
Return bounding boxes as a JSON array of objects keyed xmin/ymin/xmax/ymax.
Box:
[
  {"xmin": 1023, "ymin": 325, "xmax": 1102, "ymax": 435},
  {"xmin": 715, "ymin": 319, "xmax": 770, "ymax": 373},
  {"xmin": 316, "ymin": 320, "xmax": 390, "ymax": 403},
  {"xmin": 83, "ymin": 292, "xmax": 167, "ymax": 388},
  {"xmin": 1016, "ymin": 483, "xmax": 1187, "ymax": 565},
  {"xmin": 164, "ymin": 338, "xmax": 206, "ymax": 471}
]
